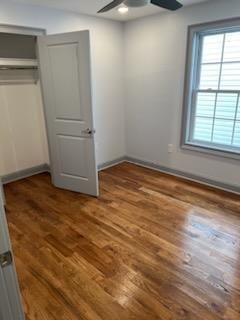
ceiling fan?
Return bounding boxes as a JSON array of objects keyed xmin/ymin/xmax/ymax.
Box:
[{"xmin": 98, "ymin": 0, "xmax": 183, "ymax": 13}]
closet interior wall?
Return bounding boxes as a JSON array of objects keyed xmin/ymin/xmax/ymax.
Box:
[{"xmin": 0, "ymin": 32, "xmax": 49, "ymax": 178}]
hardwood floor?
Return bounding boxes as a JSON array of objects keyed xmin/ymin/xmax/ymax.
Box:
[{"xmin": 4, "ymin": 162, "xmax": 240, "ymax": 320}]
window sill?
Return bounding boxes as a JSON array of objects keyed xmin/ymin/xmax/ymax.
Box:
[{"xmin": 181, "ymin": 142, "xmax": 240, "ymax": 160}]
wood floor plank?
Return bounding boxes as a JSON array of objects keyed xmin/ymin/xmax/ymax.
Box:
[{"xmin": 4, "ymin": 162, "xmax": 240, "ymax": 320}]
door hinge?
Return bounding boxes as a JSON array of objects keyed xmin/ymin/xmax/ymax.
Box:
[{"xmin": 0, "ymin": 251, "xmax": 12, "ymax": 268}]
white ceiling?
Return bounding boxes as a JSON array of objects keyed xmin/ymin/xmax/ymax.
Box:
[{"xmin": 8, "ymin": 0, "xmax": 209, "ymax": 21}]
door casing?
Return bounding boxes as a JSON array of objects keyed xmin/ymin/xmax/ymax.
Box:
[{"xmin": 0, "ymin": 179, "xmax": 25, "ymax": 320}]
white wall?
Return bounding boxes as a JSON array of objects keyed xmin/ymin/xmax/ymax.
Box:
[
  {"xmin": 124, "ymin": 0, "xmax": 240, "ymax": 188},
  {"xmin": 0, "ymin": 0, "xmax": 125, "ymax": 175},
  {"xmin": 0, "ymin": 83, "xmax": 49, "ymax": 175}
]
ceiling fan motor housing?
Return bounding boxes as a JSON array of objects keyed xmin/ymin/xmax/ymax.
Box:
[{"xmin": 124, "ymin": 0, "xmax": 150, "ymax": 7}]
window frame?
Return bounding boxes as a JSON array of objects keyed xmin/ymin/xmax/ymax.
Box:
[{"xmin": 181, "ymin": 18, "xmax": 240, "ymax": 160}]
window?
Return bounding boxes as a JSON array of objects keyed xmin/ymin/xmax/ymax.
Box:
[{"xmin": 182, "ymin": 19, "xmax": 240, "ymax": 158}]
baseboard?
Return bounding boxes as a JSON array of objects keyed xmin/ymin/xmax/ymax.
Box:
[
  {"xmin": 125, "ymin": 156, "xmax": 240, "ymax": 195},
  {"xmin": 2, "ymin": 158, "xmax": 238, "ymax": 194},
  {"xmin": 98, "ymin": 157, "xmax": 126, "ymax": 171},
  {"xmin": 1, "ymin": 163, "xmax": 50, "ymax": 184}
]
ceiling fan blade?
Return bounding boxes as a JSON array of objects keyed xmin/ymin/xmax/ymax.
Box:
[
  {"xmin": 98, "ymin": 0, "xmax": 125, "ymax": 13},
  {"xmin": 151, "ymin": 0, "xmax": 182, "ymax": 10}
]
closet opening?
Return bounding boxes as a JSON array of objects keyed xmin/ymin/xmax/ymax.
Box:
[{"xmin": 0, "ymin": 26, "xmax": 49, "ymax": 204}]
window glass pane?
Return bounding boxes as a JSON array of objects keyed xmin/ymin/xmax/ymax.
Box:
[
  {"xmin": 237, "ymin": 99, "xmax": 240, "ymax": 120},
  {"xmin": 196, "ymin": 92, "xmax": 216, "ymax": 117},
  {"xmin": 193, "ymin": 117, "xmax": 213, "ymax": 142},
  {"xmin": 212, "ymin": 119, "xmax": 234, "ymax": 145},
  {"xmin": 233, "ymin": 121, "xmax": 240, "ymax": 146},
  {"xmin": 215, "ymin": 93, "xmax": 238, "ymax": 120},
  {"xmin": 199, "ymin": 64, "xmax": 220, "ymax": 89},
  {"xmin": 220, "ymin": 63, "xmax": 240, "ymax": 90},
  {"xmin": 223, "ymin": 32, "xmax": 240, "ymax": 62},
  {"xmin": 201, "ymin": 34, "xmax": 224, "ymax": 63}
]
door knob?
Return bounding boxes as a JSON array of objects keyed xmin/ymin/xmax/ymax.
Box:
[{"xmin": 82, "ymin": 128, "xmax": 96, "ymax": 135}]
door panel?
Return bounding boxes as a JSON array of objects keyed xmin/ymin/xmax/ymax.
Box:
[
  {"xmin": 38, "ymin": 31, "xmax": 99, "ymax": 196},
  {"xmin": 49, "ymin": 43, "xmax": 83, "ymax": 120},
  {"xmin": 58, "ymin": 135, "xmax": 89, "ymax": 178}
]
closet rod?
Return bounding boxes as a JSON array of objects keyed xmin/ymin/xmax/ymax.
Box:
[
  {"xmin": 0, "ymin": 66, "xmax": 38, "ymax": 70},
  {"xmin": 0, "ymin": 58, "xmax": 38, "ymax": 70}
]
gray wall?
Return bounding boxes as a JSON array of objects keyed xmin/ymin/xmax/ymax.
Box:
[{"xmin": 124, "ymin": 0, "xmax": 240, "ymax": 188}]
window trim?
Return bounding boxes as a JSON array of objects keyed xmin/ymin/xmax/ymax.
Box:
[{"xmin": 181, "ymin": 18, "xmax": 240, "ymax": 160}]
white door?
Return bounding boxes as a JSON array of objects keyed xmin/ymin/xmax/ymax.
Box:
[
  {"xmin": 38, "ymin": 31, "xmax": 99, "ymax": 196},
  {"xmin": 0, "ymin": 184, "xmax": 25, "ymax": 320}
]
